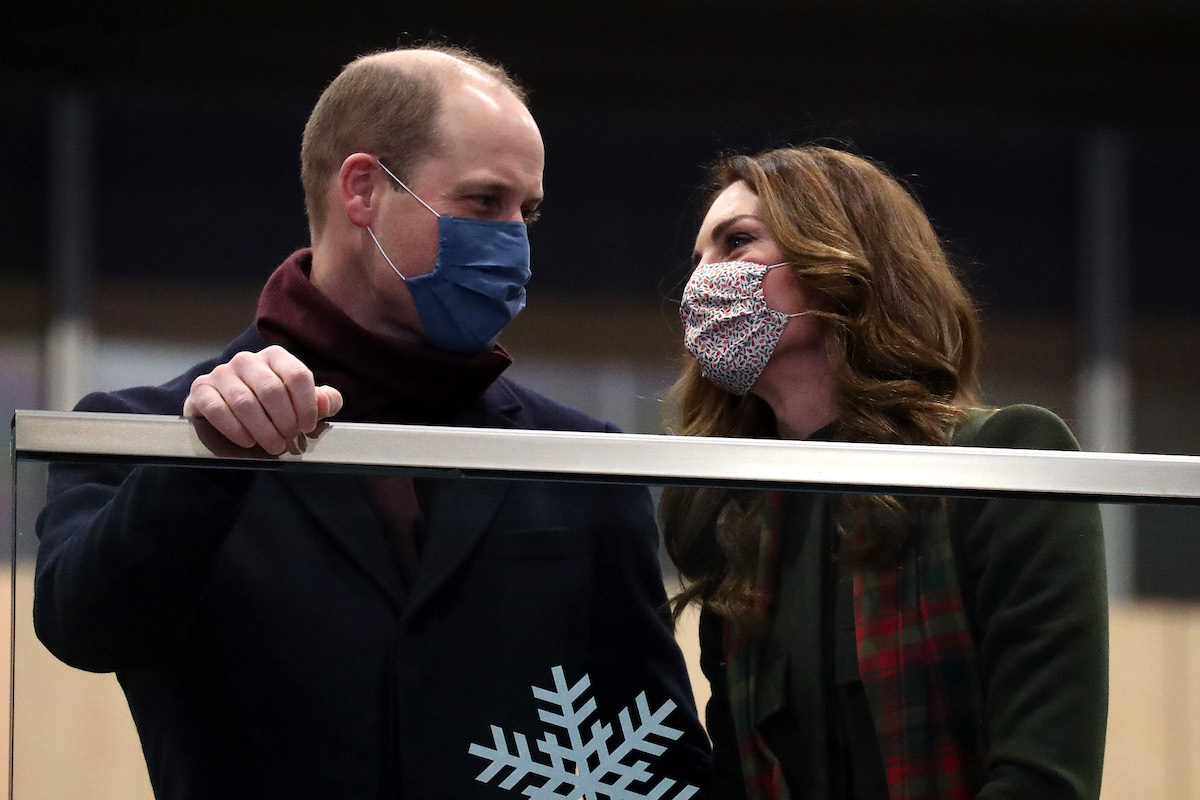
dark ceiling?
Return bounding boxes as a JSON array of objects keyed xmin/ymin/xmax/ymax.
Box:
[
  {"xmin": 5, "ymin": 1, "xmax": 1199, "ymax": 131},
  {"xmin": 3, "ymin": 1, "xmax": 1199, "ymax": 315}
]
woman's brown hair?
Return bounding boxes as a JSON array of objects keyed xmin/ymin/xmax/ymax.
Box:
[{"xmin": 661, "ymin": 145, "xmax": 983, "ymax": 625}]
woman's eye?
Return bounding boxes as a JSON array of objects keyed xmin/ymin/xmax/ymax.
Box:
[{"xmin": 726, "ymin": 233, "xmax": 754, "ymax": 251}]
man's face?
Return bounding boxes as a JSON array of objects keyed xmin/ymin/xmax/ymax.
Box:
[{"xmin": 372, "ymin": 80, "xmax": 545, "ymax": 282}]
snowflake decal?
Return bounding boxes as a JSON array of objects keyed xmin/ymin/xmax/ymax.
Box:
[{"xmin": 468, "ymin": 665, "xmax": 699, "ymax": 799}]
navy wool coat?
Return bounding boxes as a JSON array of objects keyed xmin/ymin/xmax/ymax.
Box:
[{"xmin": 34, "ymin": 328, "xmax": 713, "ymax": 799}]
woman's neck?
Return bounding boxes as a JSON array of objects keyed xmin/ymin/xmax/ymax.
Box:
[{"xmin": 749, "ymin": 352, "xmax": 837, "ymax": 440}]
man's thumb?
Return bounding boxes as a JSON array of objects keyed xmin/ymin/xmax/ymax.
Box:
[{"xmin": 316, "ymin": 386, "xmax": 344, "ymax": 420}]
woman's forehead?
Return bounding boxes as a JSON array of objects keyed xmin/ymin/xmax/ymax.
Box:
[{"xmin": 697, "ymin": 182, "xmax": 761, "ymax": 241}]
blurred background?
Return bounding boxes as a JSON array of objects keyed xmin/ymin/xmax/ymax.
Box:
[{"xmin": 3, "ymin": 1, "xmax": 1199, "ymax": 796}]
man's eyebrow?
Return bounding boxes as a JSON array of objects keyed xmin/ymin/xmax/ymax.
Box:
[
  {"xmin": 454, "ymin": 179, "xmax": 509, "ymax": 195},
  {"xmin": 455, "ymin": 180, "xmax": 542, "ymax": 206}
]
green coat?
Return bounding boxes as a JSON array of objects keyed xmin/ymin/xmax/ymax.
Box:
[{"xmin": 701, "ymin": 404, "xmax": 1109, "ymax": 799}]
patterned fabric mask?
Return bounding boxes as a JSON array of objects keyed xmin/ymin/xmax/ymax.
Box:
[{"xmin": 681, "ymin": 260, "xmax": 810, "ymax": 396}]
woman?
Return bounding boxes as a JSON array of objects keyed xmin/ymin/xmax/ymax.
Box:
[{"xmin": 661, "ymin": 146, "xmax": 1108, "ymax": 800}]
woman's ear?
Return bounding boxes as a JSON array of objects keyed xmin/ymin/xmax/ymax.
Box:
[{"xmin": 337, "ymin": 153, "xmax": 380, "ymax": 229}]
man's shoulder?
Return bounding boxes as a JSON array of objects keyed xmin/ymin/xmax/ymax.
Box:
[
  {"xmin": 74, "ymin": 327, "xmax": 266, "ymax": 416},
  {"xmin": 487, "ymin": 376, "xmax": 620, "ymax": 434}
]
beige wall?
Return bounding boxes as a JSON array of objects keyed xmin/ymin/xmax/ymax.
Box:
[{"xmin": 4, "ymin": 565, "xmax": 1198, "ymax": 798}]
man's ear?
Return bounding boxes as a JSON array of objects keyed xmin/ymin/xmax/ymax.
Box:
[{"xmin": 338, "ymin": 153, "xmax": 380, "ymax": 229}]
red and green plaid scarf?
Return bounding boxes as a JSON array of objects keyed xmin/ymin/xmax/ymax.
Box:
[
  {"xmin": 723, "ymin": 490, "xmax": 986, "ymax": 800},
  {"xmin": 723, "ymin": 491, "xmax": 790, "ymax": 798}
]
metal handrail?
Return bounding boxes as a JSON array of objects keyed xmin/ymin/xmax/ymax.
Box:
[{"xmin": 11, "ymin": 409, "xmax": 1200, "ymax": 502}]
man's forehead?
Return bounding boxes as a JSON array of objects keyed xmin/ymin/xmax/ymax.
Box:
[
  {"xmin": 429, "ymin": 91, "xmax": 542, "ymax": 163},
  {"xmin": 437, "ymin": 75, "xmax": 531, "ymax": 126},
  {"xmin": 457, "ymin": 81, "xmax": 506, "ymax": 113}
]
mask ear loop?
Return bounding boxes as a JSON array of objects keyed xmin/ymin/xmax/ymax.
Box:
[
  {"xmin": 377, "ymin": 161, "xmax": 440, "ymax": 217},
  {"xmin": 761, "ymin": 262, "xmax": 812, "ymax": 319},
  {"xmin": 367, "ymin": 160, "xmax": 442, "ymax": 282},
  {"xmin": 367, "ymin": 227, "xmax": 406, "ymax": 281}
]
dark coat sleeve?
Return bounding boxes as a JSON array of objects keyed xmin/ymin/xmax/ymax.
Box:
[
  {"xmin": 33, "ymin": 333, "xmax": 263, "ymax": 672},
  {"xmin": 948, "ymin": 404, "xmax": 1109, "ymax": 800}
]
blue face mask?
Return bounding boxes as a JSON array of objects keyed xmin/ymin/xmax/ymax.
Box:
[{"xmin": 367, "ymin": 161, "xmax": 532, "ymax": 354}]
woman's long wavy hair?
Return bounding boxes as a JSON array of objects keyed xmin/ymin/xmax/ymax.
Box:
[{"xmin": 661, "ymin": 145, "xmax": 983, "ymax": 626}]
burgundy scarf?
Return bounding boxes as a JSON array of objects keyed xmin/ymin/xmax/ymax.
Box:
[
  {"xmin": 255, "ymin": 249, "xmax": 512, "ymax": 424},
  {"xmin": 253, "ymin": 249, "xmax": 515, "ymax": 580}
]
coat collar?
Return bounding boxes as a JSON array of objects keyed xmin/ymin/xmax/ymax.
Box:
[
  {"xmin": 274, "ymin": 378, "xmax": 527, "ymax": 619},
  {"xmin": 403, "ymin": 380, "xmax": 524, "ymax": 618},
  {"xmin": 277, "ymin": 472, "xmax": 408, "ymax": 613}
]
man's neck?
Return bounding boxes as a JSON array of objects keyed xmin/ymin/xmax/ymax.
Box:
[{"xmin": 310, "ymin": 237, "xmax": 423, "ymax": 342}]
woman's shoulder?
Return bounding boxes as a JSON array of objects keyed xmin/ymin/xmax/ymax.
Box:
[{"xmin": 954, "ymin": 403, "xmax": 1082, "ymax": 452}]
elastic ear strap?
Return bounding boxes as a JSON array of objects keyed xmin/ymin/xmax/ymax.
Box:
[
  {"xmin": 366, "ymin": 226, "xmax": 406, "ymax": 281},
  {"xmin": 764, "ymin": 262, "xmax": 808, "ymax": 318},
  {"xmin": 377, "ymin": 161, "xmax": 439, "ymax": 217}
]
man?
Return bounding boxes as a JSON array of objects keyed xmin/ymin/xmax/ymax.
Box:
[{"xmin": 34, "ymin": 46, "xmax": 711, "ymax": 798}]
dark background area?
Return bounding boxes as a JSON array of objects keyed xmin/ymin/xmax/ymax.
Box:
[
  {"xmin": 3, "ymin": 0, "xmax": 1199, "ymax": 310},
  {"xmin": 2, "ymin": 1, "xmax": 1199, "ymax": 597}
]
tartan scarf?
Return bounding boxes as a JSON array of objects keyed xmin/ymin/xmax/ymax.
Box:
[
  {"xmin": 724, "ymin": 491, "xmax": 790, "ymax": 798},
  {"xmin": 724, "ymin": 486, "xmax": 987, "ymax": 800}
]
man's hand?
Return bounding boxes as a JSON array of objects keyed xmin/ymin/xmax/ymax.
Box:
[{"xmin": 182, "ymin": 346, "xmax": 344, "ymax": 455}]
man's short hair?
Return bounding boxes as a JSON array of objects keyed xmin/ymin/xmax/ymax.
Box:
[{"xmin": 300, "ymin": 44, "xmax": 527, "ymax": 232}]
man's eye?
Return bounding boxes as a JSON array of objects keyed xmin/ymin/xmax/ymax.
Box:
[
  {"xmin": 523, "ymin": 207, "xmax": 542, "ymax": 225},
  {"xmin": 471, "ymin": 195, "xmax": 501, "ymax": 209}
]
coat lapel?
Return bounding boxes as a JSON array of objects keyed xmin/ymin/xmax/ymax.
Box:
[
  {"xmin": 276, "ymin": 472, "xmax": 407, "ymax": 613},
  {"xmin": 403, "ymin": 379, "xmax": 524, "ymax": 619},
  {"xmin": 402, "ymin": 477, "xmax": 510, "ymax": 619}
]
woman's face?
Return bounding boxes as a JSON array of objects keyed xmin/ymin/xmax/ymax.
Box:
[
  {"xmin": 692, "ymin": 180, "xmax": 810, "ymax": 315},
  {"xmin": 692, "ymin": 180, "xmax": 832, "ymax": 429}
]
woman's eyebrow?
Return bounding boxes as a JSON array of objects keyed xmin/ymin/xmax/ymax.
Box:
[
  {"xmin": 710, "ymin": 215, "xmax": 756, "ymax": 242},
  {"xmin": 693, "ymin": 215, "xmax": 758, "ymax": 265}
]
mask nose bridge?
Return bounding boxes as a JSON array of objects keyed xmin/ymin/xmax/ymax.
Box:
[{"xmin": 377, "ymin": 160, "xmax": 440, "ymax": 218}]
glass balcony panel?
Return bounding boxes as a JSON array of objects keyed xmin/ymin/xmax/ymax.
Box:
[{"xmin": 9, "ymin": 413, "xmax": 1200, "ymax": 799}]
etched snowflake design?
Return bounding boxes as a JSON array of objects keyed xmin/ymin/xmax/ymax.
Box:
[{"xmin": 468, "ymin": 665, "xmax": 699, "ymax": 799}]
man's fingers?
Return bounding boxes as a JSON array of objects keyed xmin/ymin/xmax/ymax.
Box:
[
  {"xmin": 182, "ymin": 347, "xmax": 335, "ymax": 454},
  {"xmin": 183, "ymin": 381, "xmax": 258, "ymax": 449},
  {"xmin": 188, "ymin": 359, "xmax": 289, "ymax": 454},
  {"xmin": 228, "ymin": 350, "xmax": 303, "ymax": 440},
  {"xmin": 261, "ymin": 346, "xmax": 322, "ymax": 434},
  {"xmin": 214, "ymin": 370, "xmax": 291, "ymax": 454}
]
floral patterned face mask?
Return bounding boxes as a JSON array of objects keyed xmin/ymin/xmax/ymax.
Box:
[{"xmin": 680, "ymin": 260, "xmax": 811, "ymax": 396}]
